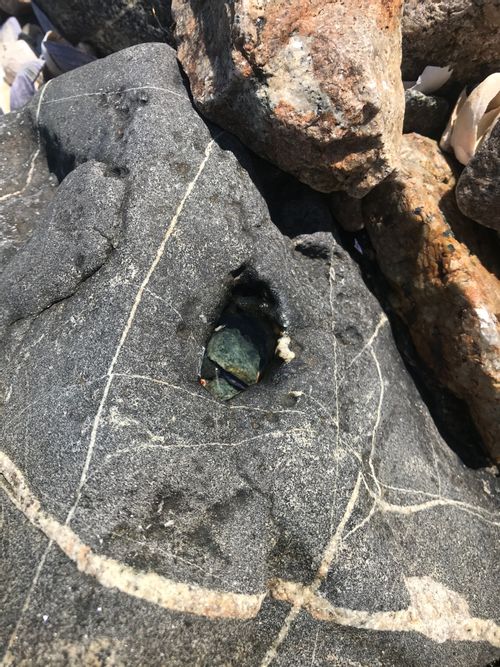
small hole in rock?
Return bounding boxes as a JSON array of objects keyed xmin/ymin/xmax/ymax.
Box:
[{"xmin": 199, "ymin": 272, "xmax": 292, "ymax": 400}]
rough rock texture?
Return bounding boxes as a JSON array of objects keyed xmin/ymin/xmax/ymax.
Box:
[
  {"xmin": 363, "ymin": 133, "xmax": 500, "ymax": 462},
  {"xmin": 403, "ymin": 89, "xmax": 449, "ymax": 140},
  {"xmin": 0, "ymin": 109, "xmax": 58, "ymax": 267},
  {"xmin": 402, "ymin": 0, "xmax": 500, "ymax": 85},
  {"xmin": 328, "ymin": 191, "xmax": 365, "ymax": 232},
  {"xmin": 0, "ymin": 0, "xmax": 31, "ymax": 16},
  {"xmin": 35, "ymin": 0, "xmax": 173, "ymax": 54},
  {"xmin": 172, "ymin": 0, "xmax": 405, "ymax": 197},
  {"xmin": 1, "ymin": 45, "xmax": 499, "ymax": 667},
  {"xmin": 456, "ymin": 120, "xmax": 500, "ymax": 232}
]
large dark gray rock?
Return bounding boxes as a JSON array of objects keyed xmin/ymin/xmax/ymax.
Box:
[
  {"xmin": 35, "ymin": 0, "xmax": 173, "ymax": 55},
  {"xmin": 1, "ymin": 44, "xmax": 499, "ymax": 667},
  {"xmin": 456, "ymin": 120, "xmax": 500, "ymax": 233}
]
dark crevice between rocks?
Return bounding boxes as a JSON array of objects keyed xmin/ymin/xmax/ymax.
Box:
[
  {"xmin": 199, "ymin": 267, "xmax": 285, "ymax": 401},
  {"xmin": 40, "ymin": 126, "xmax": 77, "ymax": 183}
]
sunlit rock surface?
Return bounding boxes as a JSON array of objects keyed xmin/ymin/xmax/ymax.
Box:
[
  {"xmin": 1, "ymin": 44, "xmax": 499, "ymax": 667},
  {"xmin": 172, "ymin": 0, "xmax": 404, "ymax": 197},
  {"xmin": 364, "ymin": 133, "xmax": 500, "ymax": 462}
]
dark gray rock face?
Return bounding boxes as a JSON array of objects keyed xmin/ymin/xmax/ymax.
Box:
[
  {"xmin": 0, "ymin": 109, "xmax": 58, "ymax": 267},
  {"xmin": 35, "ymin": 0, "xmax": 173, "ymax": 55},
  {"xmin": 456, "ymin": 121, "xmax": 500, "ymax": 232},
  {"xmin": 1, "ymin": 44, "xmax": 499, "ymax": 667},
  {"xmin": 0, "ymin": 160, "xmax": 125, "ymax": 325},
  {"xmin": 403, "ymin": 89, "xmax": 449, "ymax": 141},
  {"xmin": 403, "ymin": 0, "xmax": 500, "ymax": 85}
]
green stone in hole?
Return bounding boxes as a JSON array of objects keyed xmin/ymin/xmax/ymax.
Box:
[{"xmin": 207, "ymin": 327, "xmax": 261, "ymax": 386}]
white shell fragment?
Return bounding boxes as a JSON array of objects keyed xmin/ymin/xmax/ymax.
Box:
[
  {"xmin": 440, "ymin": 73, "xmax": 500, "ymax": 165},
  {"xmin": 0, "ymin": 16, "xmax": 21, "ymax": 43},
  {"xmin": 275, "ymin": 335, "xmax": 295, "ymax": 363},
  {"xmin": 412, "ymin": 65, "xmax": 453, "ymax": 95}
]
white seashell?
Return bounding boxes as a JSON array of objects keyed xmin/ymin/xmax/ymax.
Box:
[
  {"xmin": 0, "ymin": 17, "xmax": 21, "ymax": 44},
  {"xmin": 440, "ymin": 87, "xmax": 467, "ymax": 153},
  {"xmin": 440, "ymin": 72, "xmax": 500, "ymax": 165},
  {"xmin": 0, "ymin": 38, "xmax": 37, "ymax": 85},
  {"xmin": 407, "ymin": 65, "xmax": 453, "ymax": 95}
]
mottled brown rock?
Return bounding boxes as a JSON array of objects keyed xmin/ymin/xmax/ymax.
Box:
[
  {"xmin": 363, "ymin": 133, "xmax": 500, "ymax": 461},
  {"xmin": 328, "ymin": 192, "xmax": 365, "ymax": 231},
  {"xmin": 456, "ymin": 120, "xmax": 500, "ymax": 232},
  {"xmin": 402, "ymin": 1, "xmax": 500, "ymax": 85},
  {"xmin": 172, "ymin": 0, "xmax": 404, "ymax": 197}
]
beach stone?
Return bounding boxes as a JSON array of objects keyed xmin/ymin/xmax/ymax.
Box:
[
  {"xmin": 403, "ymin": 89, "xmax": 449, "ymax": 140},
  {"xmin": 0, "ymin": 108, "xmax": 57, "ymax": 267},
  {"xmin": 172, "ymin": 0, "xmax": 404, "ymax": 197},
  {"xmin": 456, "ymin": 119, "xmax": 500, "ymax": 232},
  {"xmin": 363, "ymin": 133, "xmax": 500, "ymax": 462},
  {"xmin": 35, "ymin": 0, "xmax": 173, "ymax": 55},
  {"xmin": 403, "ymin": 0, "xmax": 500, "ymax": 85},
  {"xmin": 0, "ymin": 44, "xmax": 499, "ymax": 667}
]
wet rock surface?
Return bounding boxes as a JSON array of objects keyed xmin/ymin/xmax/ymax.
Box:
[
  {"xmin": 402, "ymin": 0, "xmax": 500, "ymax": 85},
  {"xmin": 456, "ymin": 119, "xmax": 500, "ymax": 232},
  {"xmin": 172, "ymin": 0, "xmax": 404, "ymax": 197},
  {"xmin": 363, "ymin": 133, "xmax": 500, "ymax": 463},
  {"xmin": 35, "ymin": 0, "xmax": 173, "ymax": 55},
  {"xmin": 1, "ymin": 44, "xmax": 499, "ymax": 667}
]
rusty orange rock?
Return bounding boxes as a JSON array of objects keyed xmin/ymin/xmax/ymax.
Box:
[
  {"xmin": 363, "ymin": 134, "xmax": 500, "ymax": 461},
  {"xmin": 172, "ymin": 0, "xmax": 404, "ymax": 197}
]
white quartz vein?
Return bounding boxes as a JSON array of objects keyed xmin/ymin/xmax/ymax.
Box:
[
  {"xmin": 270, "ymin": 576, "xmax": 500, "ymax": 647},
  {"xmin": 64, "ymin": 137, "xmax": 216, "ymax": 527},
  {"xmin": 94, "ymin": 427, "xmax": 312, "ymax": 472},
  {"xmin": 112, "ymin": 371, "xmax": 309, "ymax": 418},
  {"xmin": 40, "ymin": 84, "xmax": 189, "ymax": 107},
  {"xmin": 328, "ymin": 266, "xmax": 342, "ymax": 537},
  {"xmin": 1, "ymin": 137, "xmax": 216, "ymax": 662},
  {"xmin": 1, "ymin": 451, "xmax": 499, "ymax": 663},
  {"xmin": 0, "ymin": 452, "xmax": 265, "ymax": 624},
  {"xmin": 341, "ymin": 313, "xmax": 388, "ymax": 378},
  {"xmin": 260, "ymin": 473, "xmax": 364, "ymax": 667},
  {"xmin": 260, "ymin": 264, "xmax": 386, "ymax": 665}
]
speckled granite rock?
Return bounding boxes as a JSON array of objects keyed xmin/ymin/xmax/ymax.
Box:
[
  {"xmin": 1, "ymin": 44, "xmax": 499, "ymax": 667},
  {"xmin": 402, "ymin": 0, "xmax": 500, "ymax": 85},
  {"xmin": 172, "ymin": 0, "xmax": 404, "ymax": 197},
  {"xmin": 363, "ymin": 133, "xmax": 500, "ymax": 463},
  {"xmin": 456, "ymin": 119, "xmax": 500, "ymax": 232},
  {"xmin": 0, "ymin": 108, "xmax": 58, "ymax": 267},
  {"xmin": 35, "ymin": 0, "xmax": 173, "ymax": 54}
]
